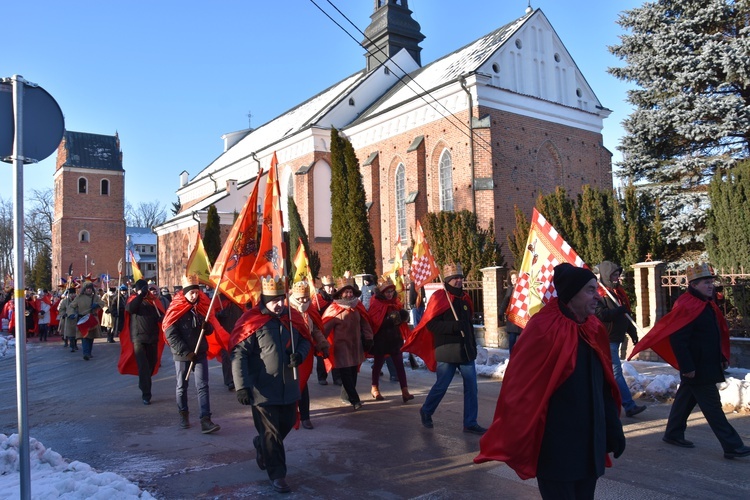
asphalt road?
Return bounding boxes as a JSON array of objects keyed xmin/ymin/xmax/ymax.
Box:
[{"xmin": 1, "ymin": 336, "xmax": 749, "ymax": 499}]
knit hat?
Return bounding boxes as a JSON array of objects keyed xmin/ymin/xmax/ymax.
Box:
[
  {"xmin": 553, "ymin": 263, "xmax": 597, "ymax": 304},
  {"xmin": 134, "ymin": 279, "xmax": 149, "ymax": 293}
]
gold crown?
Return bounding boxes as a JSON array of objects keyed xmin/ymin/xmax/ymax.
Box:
[
  {"xmin": 335, "ymin": 276, "xmax": 355, "ymax": 290},
  {"xmin": 686, "ymin": 263, "xmax": 715, "ymax": 283},
  {"xmin": 261, "ymin": 276, "xmax": 287, "ymax": 296},
  {"xmin": 378, "ymin": 277, "xmax": 396, "ymax": 293},
  {"xmin": 320, "ymin": 275, "xmax": 335, "ymax": 286},
  {"xmin": 182, "ymin": 274, "xmax": 200, "ymax": 288},
  {"xmin": 442, "ymin": 262, "xmax": 464, "ymax": 279},
  {"xmin": 291, "ymin": 281, "xmax": 310, "ymax": 298}
]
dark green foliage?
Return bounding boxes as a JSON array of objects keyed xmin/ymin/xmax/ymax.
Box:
[
  {"xmin": 30, "ymin": 247, "xmax": 52, "ymax": 290},
  {"xmin": 171, "ymin": 200, "xmax": 181, "ymax": 216},
  {"xmin": 203, "ymin": 205, "xmax": 221, "ymax": 266},
  {"xmin": 506, "ymin": 206, "xmax": 529, "ymax": 270},
  {"xmin": 421, "ymin": 210, "xmax": 504, "ymax": 280},
  {"xmin": 330, "ymin": 128, "xmax": 376, "ymax": 276},
  {"xmin": 288, "ymin": 196, "xmax": 321, "ymax": 280},
  {"xmin": 706, "ymin": 159, "xmax": 750, "ymax": 272}
]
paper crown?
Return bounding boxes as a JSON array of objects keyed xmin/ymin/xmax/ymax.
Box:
[
  {"xmin": 443, "ymin": 262, "xmax": 464, "ymax": 279},
  {"xmin": 378, "ymin": 277, "xmax": 396, "ymax": 293},
  {"xmin": 686, "ymin": 263, "xmax": 715, "ymax": 283},
  {"xmin": 291, "ymin": 281, "xmax": 310, "ymax": 298},
  {"xmin": 182, "ymin": 274, "xmax": 200, "ymax": 289},
  {"xmin": 261, "ymin": 276, "xmax": 287, "ymax": 296},
  {"xmin": 335, "ymin": 276, "xmax": 356, "ymax": 290},
  {"xmin": 320, "ymin": 275, "xmax": 335, "ymax": 286}
]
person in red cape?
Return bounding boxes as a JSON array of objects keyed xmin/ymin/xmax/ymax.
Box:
[
  {"xmin": 164, "ymin": 275, "xmax": 222, "ymax": 434},
  {"xmin": 313, "ymin": 275, "xmax": 339, "ymax": 386},
  {"xmin": 368, "ymin": 278, "xmax": 413, "ymax": 403},
  {"xmin": 118, "ymin": 278, "xmax": 166, "ymax": 405},
  {"xmin": 321, "ymin": 274, "xmax": 374, "ymax": 411},
  {"xmin": 230, "ymin": 276, "xmax": 312, "ymax": 495},
  {"xmin": 595, "ymin": 261, "xmax": 646, "ymax": 418},
  {"xmin": 36, "ymin": 289, "xmax": 52, "ymax": 342},
  {"xmin": 404, "ymin": 263, "xmax": 485, "ymax": 434},
  {"xmin": 475, "ymin": 263, "xmax": 624, "ymax": 500},
  {"xmin": 629, "ymin": 263, "xmax": 750, "ymax": 459},
  {"xmin": 288, "ymin": 281, "xmax": 330, "ymax": 430}
]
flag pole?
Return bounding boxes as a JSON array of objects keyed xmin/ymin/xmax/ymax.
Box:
[
  {"xmin": 597, "ymin": 282, "xmax": 644, "ymax": 337},
  {"xmin": 287, "ymin": 287, "xmax": 298, "ymax": 381},
  {"xmin": 114, "ymin": 258, "xmax": 123, "ymax": 338},
  {"xmin": 185, "ymin": 262, "xmax": 226, "ymax": 381}
]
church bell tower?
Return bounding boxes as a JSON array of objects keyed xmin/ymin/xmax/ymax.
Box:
[{"xmin": 363, "ymin": 0, "xmax": 425, "ymax": 72}]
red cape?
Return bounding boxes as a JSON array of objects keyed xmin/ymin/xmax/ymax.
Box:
[
  {"xmin": 368, "ymin": 295, "xmax": 410, "ymax": 341},
  {"xmin": 628, "ymin": 290, "xmax": 730, "ymax": 369},
  {"xmin": 474, "ymin": 298, "xmax": 620, "ymax": 480},
  {"xmin": 162, "ymin": 291, "xmax": 232, "ymax": 360},
  {"xmin": 321, "ymin": 301, "xmax": 373, "ymax": 372},
  {"xmin": 401, "ymin": 288, "xmax": 473, "ymax": 372},
  {"xmin": 117, "ymin": 295, "xmax": 166, "ymax": 376},
  {"xmin": 230, "ymin": 305, "xmax": 314, "ymax": 421}
]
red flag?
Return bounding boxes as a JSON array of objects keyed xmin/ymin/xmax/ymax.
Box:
[
  {"xmin": 506, "ymin": 208, "xmax": 586, "ymax": 328},
  {"xmin": 250, "ymin": 152, "xmax": 286, "ymax": 301},
  {"xmin": 208, "ymin": 167, "xmax": 264, "ymax": 308},
  {"xmin": 409, "ymin": 220, "xmax": 439, "ymax": 289}
]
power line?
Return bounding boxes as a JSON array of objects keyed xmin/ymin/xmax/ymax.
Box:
[{"xmin": 308, "ymin": 0, "xmax": 494, "ymax": 154}]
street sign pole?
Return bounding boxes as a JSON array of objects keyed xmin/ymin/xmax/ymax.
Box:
[{"xmin": 11, "ymin": 74, "xmax": 31, "ymax": 500}]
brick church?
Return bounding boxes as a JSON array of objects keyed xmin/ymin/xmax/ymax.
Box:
[
  {"xmin": 51, "ymin": 131, "xmax": 125, "ymax": 288},
  {"xmin": 154, "ymin": 2, "xmax": 613, "ymax": 288}
]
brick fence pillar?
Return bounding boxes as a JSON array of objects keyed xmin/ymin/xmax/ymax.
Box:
[
  {"xmin": 481, "ymin": 266, "xmax": 507, "ymax": 348},
  {"xmin": 631, "ymin": 260, "xmax": 667, "ymax": 362}
]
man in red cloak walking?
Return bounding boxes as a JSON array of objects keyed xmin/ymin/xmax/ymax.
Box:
[
  {"xmin": 475, "ymin": 263, "xmax": 625, "ymax": 500},
  {"xmin": 629, "ymin": 263, "xmax": 750, "ymax": 459}
]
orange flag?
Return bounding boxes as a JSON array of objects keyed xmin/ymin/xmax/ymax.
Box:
[
  {"xmin": 409, "ymin": 220, "xmax": 439, "ymax": 289},
  {"xmin": 185, "ymin": 233, "xmax": 213, "ymax": 285},
  {"xmin": 208, "ymin": 167, "xmax": 264, "ymax": 308},
  {"xmin": 250, "ymin": 152, "xmax": 286, "ymax": 301},
  {"xmin": 129, "ymin": 250, "xmax": 143, "ymax": 282}
]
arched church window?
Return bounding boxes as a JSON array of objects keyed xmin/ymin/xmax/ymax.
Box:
[
  {"xmin": 438, "ymin": 149, "xmax": 453, "ymax": 211},
  {"xmin": 395, "ymin": 163, "xmax": 407, "ymax": 241},
  {"xmin": 79, "ymin": 230, "xmax": 90, "ymax": 243},
  {"xmin": 78, "ymin": 178, "xmax": 87, "ymax": 194}
]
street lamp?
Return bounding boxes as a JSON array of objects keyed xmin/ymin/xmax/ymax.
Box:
[{"xmin": 84, "ymin": 254, "xmax": 88, "ymax": 275}]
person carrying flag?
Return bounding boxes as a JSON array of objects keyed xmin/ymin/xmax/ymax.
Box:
[
  {"xmin": 230, "ymin": 276, "xmax": 312, "ymax": 494},
  {"xmin": 406, "ymin": 263, "xmax": 486, "ymax": 434},
  {"xmin": 475, "ymin": 263, "xmax": 625, "ymax": 499}
]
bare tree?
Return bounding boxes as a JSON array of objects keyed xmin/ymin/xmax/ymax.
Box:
[
  {"xmin": 125, "ymin": 200, "xmax": 168, "ymax": 229},
  {"xmin": 0, "ymin": 197, "xmax": 13, "ymax": 280}
]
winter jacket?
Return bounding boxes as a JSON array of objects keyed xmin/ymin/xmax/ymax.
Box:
[
  {"xmin": 165, "ymin": 307, "xmax": 213, "ymax": 361},
  {"xmin": 125, "ymin": 294, "xmax": 162, "ymax": 344},
  {"xmin": 594, "ymin": 261, "xmax": 638, "ymax": 345},
  {"xmin": 323, "ymin": 298, "xmax": 374, "ymax": 368},
  {"xmin": 427, "ymin": 284, "xmax": 477, "ymax": 364},
  {"xmin": 231, "ymin": 303, "xmax": 311, "ymax": 406},
  {"xmin": 70, "ymin": 292, "xmax": 105, "ymax": 339}
]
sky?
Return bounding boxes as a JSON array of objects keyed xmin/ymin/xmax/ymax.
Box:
[
  {"xmin": 2, "ymin": 0, "xmax": 642, "ymax": 209},
  {"xmin": 1, "ymin": 332, "xmax": 748, "ymax": 498}
]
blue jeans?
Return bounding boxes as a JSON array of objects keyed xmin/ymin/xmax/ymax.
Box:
[
  {"xmin": 175, "ymin": 355, "xmax": 211, "ymax": 419},
  {"xmin": 409, "ymin": 306, "xmax": 424, "ymax": 327},
  {"xmin": 421, "ymin": 361, "xmax": 478, "ymax": 428},
  {"xmin": 610, "ymin": 343, "xmax": 635, "ymax": 411},
  {"xmin": 81, "ymin": 337, "xmax": 94, "ymax": 357}
]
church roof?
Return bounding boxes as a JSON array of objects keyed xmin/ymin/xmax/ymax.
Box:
[{"xmin": 61, "ymin": 131, "xmax": 123, "ymax": 171}]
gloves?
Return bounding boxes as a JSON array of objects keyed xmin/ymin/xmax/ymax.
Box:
[
  {"xmin": 186, "ymin": 352, "xmax": 197, "ymax": 362},
  {"xmin": 288, "ymin": 352, "xmax": 303, "ymax": 368},
  {"xmin": 608, "ymin": 425, "xmax": 626, "ymax": 459},
  {"xmin": 68, "ymin": 314, "xmax": 78, "ymax": 320},
  {"xmin": 202, "ymin": 322, "xmax": 214, "ymax": 335},
  {"xmin": 363, "ymin": 338, "xmax": 374, "ymax": 352},
  {"xmin": 387, "ymin": 310, "xmax": 402, "ymax": 326},
  {"xmin": 320, "ymin": 347, "xmax": 330, "ymax": 359},
  {"xmin": 236, "ymin": 388, "xmax": 252, "ymax": 405}
]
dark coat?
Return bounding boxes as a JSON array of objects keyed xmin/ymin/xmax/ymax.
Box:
[
  {"xmin": 125, "ymin": 294, "xmax": 161, "ymax": 344},
  {"xmin": 165, "ymin": 307, "xmax": 213, "ymax": 361},
  {"xmin": 231, "ymin": 303, "xmax": 311, "ymax": 406},
  {"xmin": 426, "ymin": 284, "xmax": 477, "ymax": 364},
  {"xmin": 595, "ymin": 261, "xmax": 637, "ymax": 345},
  {"xmin": 498, "ymin": 285, "xmax": 522, "ymax": 335},
  {"xmin": 370, "ymin": 293, "xmax": 408, "ymax": 356},
  {"xmin": 669, "ymin": 287, "xmax": 727, "ymax": 385}
]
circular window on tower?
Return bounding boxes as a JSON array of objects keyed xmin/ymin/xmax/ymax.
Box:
[
  {"xmin": 554, "ymin": 53, "xmax": 561, "ymax": 63},
  {"xmin": 515, "ymin": 39, "xmax": 523, "ymax": 49},
  {"xmin": 492, "ymin": 62, "xmax": 500, "ymax": 74},
  {"xmin": 576, "ymin": 88, "xmax": 583, "ymax": 98}
]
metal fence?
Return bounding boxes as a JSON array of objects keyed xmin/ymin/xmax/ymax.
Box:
[
  {"xmin": 661, "ymin": 269, "xmax": 750, "ymax": 338},
  {"xmin": 463, "ymin": 280, "xmax": 484, "ymax": 325}
]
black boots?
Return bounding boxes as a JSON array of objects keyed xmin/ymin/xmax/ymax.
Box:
[
  {"xmin": 179, "ymin": 411, "xmax": 190, "ymax": 429},
  {"xmin": 200, "ymin": 416, "xmax": 220, "ymax": 434}
]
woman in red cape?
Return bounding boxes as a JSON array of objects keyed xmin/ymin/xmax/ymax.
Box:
[{"xmin": 117, "ymin": 290, "xmax": 166, "ymax": 376}]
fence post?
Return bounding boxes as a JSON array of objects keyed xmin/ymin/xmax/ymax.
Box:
[
  {"xmin": 631, "ymin": 260, "xmax": 667, "ymax": 330},
  {"xmin": 480, "ymin": 266, "xmax": 506, "ymax": 348}
]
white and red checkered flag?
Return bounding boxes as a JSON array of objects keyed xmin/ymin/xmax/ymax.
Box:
[
  {"xmin": 506, "ymin": 208, "xmax": 586, "ymax": 328},
  {"xmin": 409, "ymin": 220, "xmax": 440, "ymax": 289}
]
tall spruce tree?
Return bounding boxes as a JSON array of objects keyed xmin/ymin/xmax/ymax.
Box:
[
  {"xmin": 506, "ymin": 205, "xmax": 530, "ymax": 270},
  {"xmin": 30, "ymin": 247, "xmax": 52, "ymax": 290},
  {"xmin": 203, "ymin": 205, "xmax": 221, "ymax": 265},
  {"xmin": 288, "ymin": 197, "xmax": 321, "ymax": 280},
  {"xmin": 329, "ymin": 128, "xmax": 376, "ymax": 276},
  {"xmin": 609, "ymin": 0, "xmax": 750, "ymax": 245},
  {"xmin": 706, "ymin": 159, "xmax": 750, "ymax": 271}
]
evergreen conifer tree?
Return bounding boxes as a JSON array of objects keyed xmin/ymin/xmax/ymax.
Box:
[
  {"xmin": 288, "ymin": 196, "xmax": 321, "ymax": 280},
  {"xmin": 31, "ymin": 247, "xmax": 52, "ymax": 291},
  {"xmin": 203, "ymin": 205, "xmax": 221, "ymax": 265},
  {"xmin": 706, "ymin": 159, "xmax": 750, "ymax": 271},
  {"xmin": 506, "ymin": 205, "xmax": 530, "ymax": 270},
  {"xmin": 609, "ymin": 0, "xmax": 750, "ymax": 244}
]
